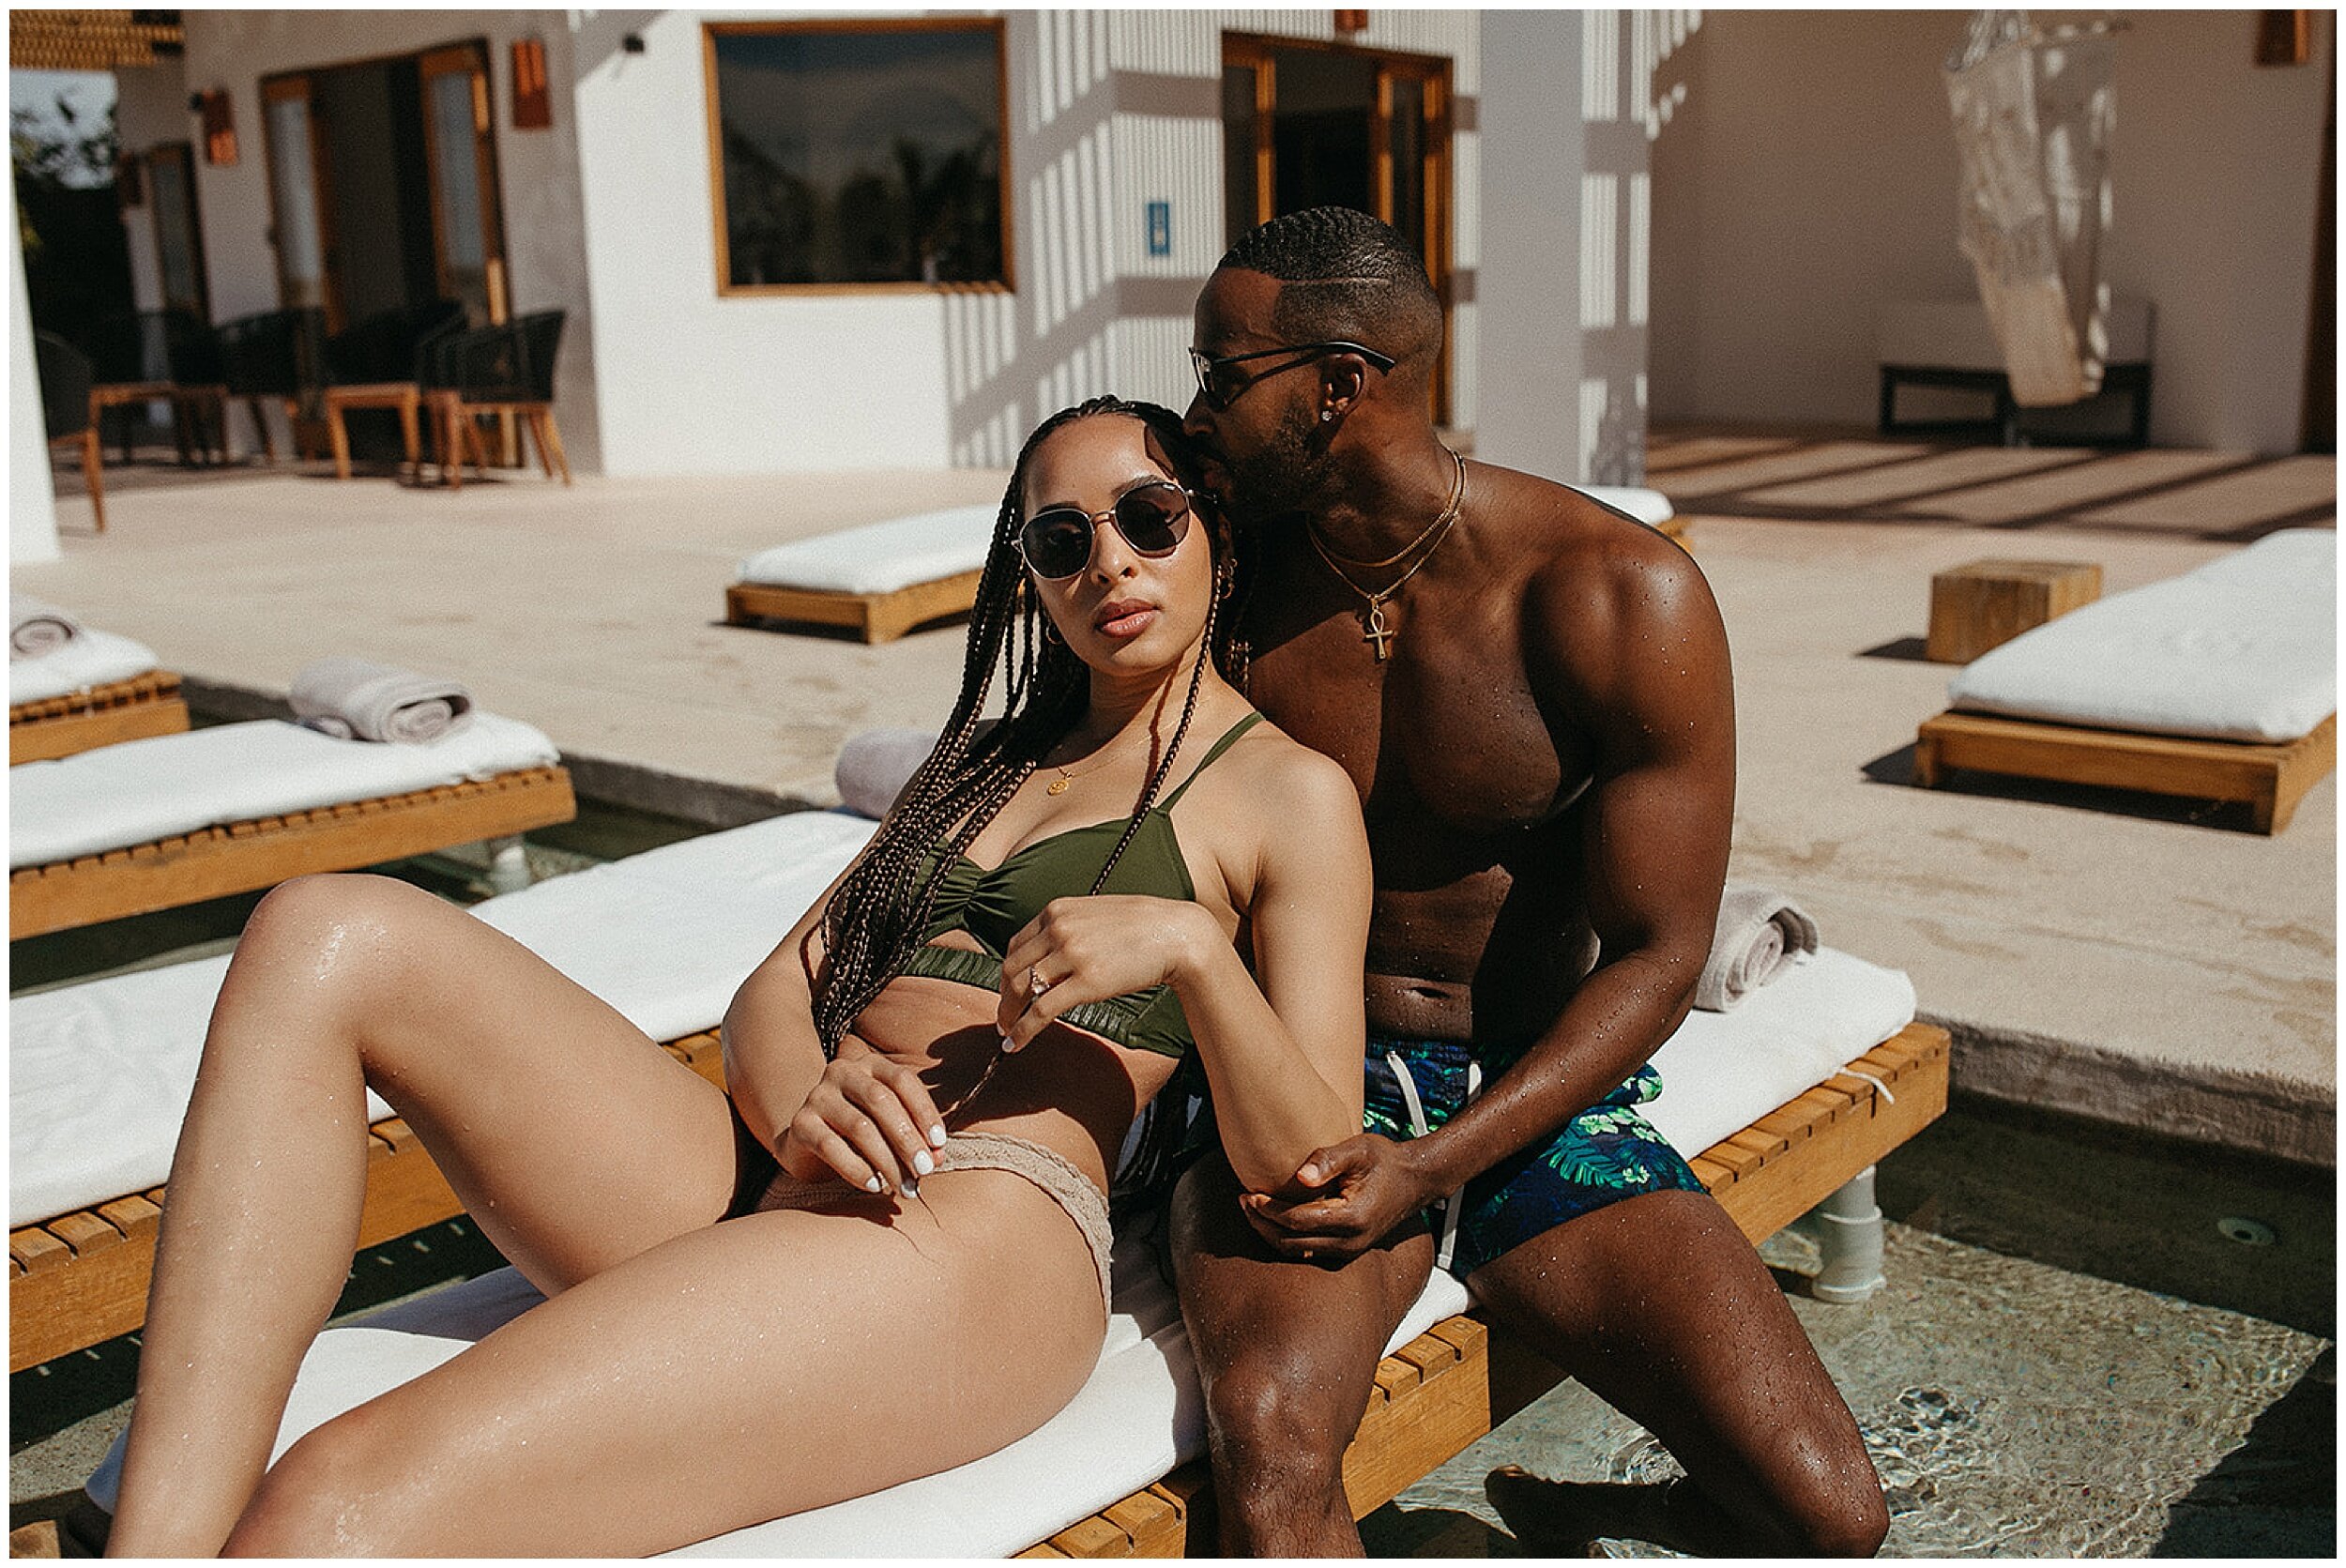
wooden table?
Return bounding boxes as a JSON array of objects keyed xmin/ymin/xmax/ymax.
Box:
[{"xmin": 1927, "ymin": 558, "xmax": 2103, "ymax": 663}]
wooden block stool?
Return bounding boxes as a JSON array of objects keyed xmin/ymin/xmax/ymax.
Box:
[{"xmin": 1927, "ymin": 558, "xmax": 2102, "ymax": 664}]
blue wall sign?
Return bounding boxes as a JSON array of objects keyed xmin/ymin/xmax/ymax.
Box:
[{"xmin": 1146, "ymin": 200, "xmax": 1172, "ymax": 257}]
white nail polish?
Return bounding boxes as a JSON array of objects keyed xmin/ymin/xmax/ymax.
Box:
[
  {"xmin": 999, "ymin": 1032, "xmax": 1021, "ymax": 1054},
  {"xmin": 913, "ymin": 1150, "xmax": 935, "ymax": 1177},
  {"xmin": 863, "ymin": 1175, "xmax": 883, "ymax": 1193},
  {"xmin": 902, "ymin": 1178, "xmax": 920, "ymax": 1198},
  {"xmin": 929, "ymin": 1124, "xmax": 949, "ymax": 1149}
]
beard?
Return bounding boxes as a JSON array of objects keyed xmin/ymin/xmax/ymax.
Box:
[{"xmin": 1216, "ymin": 404, "xmax": 1335, "ymax": 527}]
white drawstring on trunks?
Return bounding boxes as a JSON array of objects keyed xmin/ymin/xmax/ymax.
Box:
[{"xmin": 1383, "ymin": 1050, "xmax": 1482, "ymax": 1274}]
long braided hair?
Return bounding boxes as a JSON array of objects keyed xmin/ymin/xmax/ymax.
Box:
[{"xmin": 809, "ymin": 397, "xmax": 1233, "ymax": 1204}]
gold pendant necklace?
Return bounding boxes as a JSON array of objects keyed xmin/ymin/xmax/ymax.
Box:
[
  {"xmin": 1303, "ymin": 449, "xmax": 1467, "ymax": 662},
  {"xmin": 1044, "ymin": 729, "xmax": 1136, "ymax": 794}
]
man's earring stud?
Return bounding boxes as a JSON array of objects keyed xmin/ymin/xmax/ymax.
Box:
[{"xmin": 1321, "ymin": 410, "xmax": 1335, "ymax": 422}]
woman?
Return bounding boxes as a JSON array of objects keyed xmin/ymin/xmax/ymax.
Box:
[{"xmin": 104, "ymin": 398, "xmax": 1371, "ymax": 1557}]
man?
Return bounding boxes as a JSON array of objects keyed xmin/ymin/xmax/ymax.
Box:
[{"xmin": 1171, "ymin": 206, "xmax": 1888, "ymax": 1557}]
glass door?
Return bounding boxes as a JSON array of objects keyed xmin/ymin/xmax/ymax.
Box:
[
  {"xmin": 260, "ymin": 74, "xmax": 335, "ymax": 326},
  {"xmin": 1220, "ymin": 36, "xmax": 1454, "ymax": 419},
  {"xmin": 146, "ymin": 142, "xmax": 209, "ymax": 320},
  {"xmin": 418, "ymin": 44, "xmax": 508, "ymax": 326}
]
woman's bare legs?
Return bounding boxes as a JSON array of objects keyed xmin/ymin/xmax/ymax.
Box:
[
  {"xmin": 106, "ymin": 874, "xmax": 741, "ymax": 1558},
  {"xmin": 221, "ymin": 1169, "xmax": 1104, "ymax": 1556}
]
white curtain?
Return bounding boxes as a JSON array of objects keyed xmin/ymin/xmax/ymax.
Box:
[{"xmin": 1943, "ymin": 10, "xmax": 2118, "ymax": 406}]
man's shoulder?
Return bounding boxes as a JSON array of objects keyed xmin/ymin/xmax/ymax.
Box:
[{"xmin": 1473, "ymin": 464, "xmax": 1697, "ymax": 601}]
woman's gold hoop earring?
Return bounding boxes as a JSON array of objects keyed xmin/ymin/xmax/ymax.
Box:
[
  {"xmin": 1041, "ymin": 617, "xmax": 1064, "ymax": 646},
  {"xmin": 1214, "ymin": 562, "xmax": 1236, "ymax": 601}
]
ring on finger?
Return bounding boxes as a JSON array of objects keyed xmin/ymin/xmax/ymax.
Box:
[{"xmin": 1028, "ymin": 966, "xmax": 1052, "ymax": 998}]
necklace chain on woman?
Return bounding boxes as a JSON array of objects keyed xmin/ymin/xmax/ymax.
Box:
[
  {"xmin": 1303, "ymin": 449, "xmax": 1467, "ymax": 662},
  {"xmin": 1045, "ymin": 725, "xmax": 1139, "ymax": 795}
]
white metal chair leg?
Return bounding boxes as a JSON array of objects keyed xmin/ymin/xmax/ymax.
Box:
[
  {"xmin": 1809, "ymin": 1164, "xmax": 1886, "ymax": 1303},
  {"xmin": 484, "ymin": 835, "xmax": 532, "ymax": 895}
]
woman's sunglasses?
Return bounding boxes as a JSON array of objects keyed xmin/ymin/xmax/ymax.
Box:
[{"xmin": 1016, "ymin": 480, "xmax": 1196, "ymax": 580}]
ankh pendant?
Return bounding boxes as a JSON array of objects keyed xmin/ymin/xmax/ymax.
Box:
[{"xmin": 1361, "ymin": 601, "xmax": 1395, "ymax": 662}]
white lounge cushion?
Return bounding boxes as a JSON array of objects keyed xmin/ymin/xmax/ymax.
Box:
[
  {"xmin": 736, "ymin": 504, "xmax": 1000, "ymax": 597},
  {"xmin": 1570, "ymin": 484, "xmax": 1675, "ymax": 528},
  {"xmin": 1945, "ymin": 529, "xmax": 2336, "ymax": 743},
  {"xmin": 8, "ymin": 712, "xmax": 563, "ymax": 868},
  {"xmin": 8, "ymin": 810, "xmax": 876, "ymax": 1229},
  {"xmin": 8, "ymin": 629, "xmax": 161, "ymax": 708},
  {"xmin": 83, "ymin": 948, "xmax": 1914, "ymax": 1556}
]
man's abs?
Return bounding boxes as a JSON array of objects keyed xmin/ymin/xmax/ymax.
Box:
[{"xmin": 1363, "ymin": 870, "xmax": 1597, "ymax": 1043}]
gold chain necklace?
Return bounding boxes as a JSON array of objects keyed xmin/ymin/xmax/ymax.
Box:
[
  {"xmin": 1044, "ymin": 726, "xmax": 1142, "ymax": 795},
  {"xmin": 1308, "ymin": 448, "xmax": 1467, "ymax": 569},
  {"xmin": 1303, "ymin": 449, "xmax": 1467, "ymax": 662}
]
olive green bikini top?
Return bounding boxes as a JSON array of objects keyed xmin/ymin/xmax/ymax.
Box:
[{"xmin": 900, "ymin": 712, "xmax": 1265, "ymax": 1058}]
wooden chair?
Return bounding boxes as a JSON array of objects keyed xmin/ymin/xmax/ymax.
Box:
[
  {"xmin": 32, "ymin": 331, "xmax": 106, "ymax": 532},
  {"xmin": 78, "ymin": 308, "xmax": 231, "ymax": 469},
  {"xmin": 426, "ymin": 311, "xmax": 571, "ymax": 491},
  {"xmin": 216, "ymin": 307, "xmax": 328, "ymax": 464},
  {"xmin": 320, "ymin": 300, "xmax": 467, "ymax": 480}
]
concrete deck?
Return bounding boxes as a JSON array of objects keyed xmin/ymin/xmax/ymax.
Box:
[{"xmin": 12, "ymin": 435, "xmax": 2335, "ymax": 1163}]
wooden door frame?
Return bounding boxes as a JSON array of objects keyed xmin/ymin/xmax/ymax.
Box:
[{"xmin": 1220, "ymin": 32, "xmax": 1455, "ymax": 421}]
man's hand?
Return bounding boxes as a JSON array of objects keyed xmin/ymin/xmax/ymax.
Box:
[{"xmin": 1238, "ymin": 1133, "xmax": 1439, "ymax": 1261}]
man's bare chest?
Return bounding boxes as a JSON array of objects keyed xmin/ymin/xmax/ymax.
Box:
[{"xmin": 1245, "ymin": 606, "xmax": 1592, "ymax": 834}]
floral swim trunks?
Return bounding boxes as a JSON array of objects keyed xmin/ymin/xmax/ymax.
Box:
[{"xmin": 1364, "ymin": 1037, "xmax": 1705, "ymax": 1280}]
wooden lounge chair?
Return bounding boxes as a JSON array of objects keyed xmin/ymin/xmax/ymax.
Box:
[
  {"xmin": 1913, "ymin": 530, "xmax": 2336, "ymax": 833},
  {"xmin": 726, "ymin": 503, "xmax": 1001, "ymax": 644},
  {"xmin": 10, "ymin": 670, "xmax": 191, "ymax": 765},
  {"xmin": 48, "ymin": 1020, "xmax": 1948, "ymax": 1552},
  {"xmin": 9, "ymin": 715, "xmax": 576, "ymax": 939}
]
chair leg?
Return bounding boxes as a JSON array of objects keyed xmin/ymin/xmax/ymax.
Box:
[
  {"xmin": 441, "ymin": 398, "xmax": 463, "ymax": 493},
  {"xmin": 78, "ymin": 428, "xmax": 107, "ymax": 534},
  {"xmin": 1809, "ymin": 1165, "xmax": 1887, "ymax": 1303},
  {"xmin": 397, "ymin": 396, "xmax": 421, "ymax": 480},
  {"xmin": 539, "ymin": 408, "xmax": 571, "ymax": 485},
  {"xmin": 328, "ymin": 401, "xmax": 354, "ymax": 480},
  {"xmin": 245, "ymin": 398, "xmax": 275, "ymax": 464},
  {"xmin": 484, "ymin": 835, "xmax": 533, "ymax": 894}
]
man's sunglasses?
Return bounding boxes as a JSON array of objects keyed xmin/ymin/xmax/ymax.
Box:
[
  {"xmin": 1187, "ymin": 341, "xmax": 1397, "ymax": 411},
  {"xmin": 1017, "ymin": 480, "xmax": 1196, "ymax": 579}
]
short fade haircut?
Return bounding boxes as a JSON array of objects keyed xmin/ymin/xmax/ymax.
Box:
[{"xmin": 1217, "ymin": 206, "xmax": 1442, "ymax": 362}]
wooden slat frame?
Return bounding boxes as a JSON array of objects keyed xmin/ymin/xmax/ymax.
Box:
[
  {"xmin": 1915, "ymin": 708, "xmax": 2337, "ymax": 834},
  {"xmin": 8, "ymin": 1030, "xmax": 727, "ymax": 1372},
  {"xmin": 9, "ymin": 672, "xmax": 191, "ymax": 764},
  {"xmin": 1018, "ymin": 1021, "xmax": 1951, "ymax": 1558},
  {"xmin": 8, "ymin": 766, "xmax": 577, "ymax": 939},
  {"xmin": 725, "ymin": 571, "xmax": 986, "ymax": 645}
]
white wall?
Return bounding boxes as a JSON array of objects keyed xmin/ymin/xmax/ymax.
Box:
[
  {"xmin": 11, "ymin": 178, "xmax": 62, "ymax": 563},
  {"xmin": 570, "ymin": 8, "xmax": 1481, "ymax": 475},
  {"xmin": 1650, "ymin": 9, "xmax": 2332, "ymax": 453},
  {"xmin": 176, "ymin": 9, "xmax": 602, "ymax": 469}
]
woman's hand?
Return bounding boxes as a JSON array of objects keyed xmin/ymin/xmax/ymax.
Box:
[
  {"xmin": 995, "ymin": 896, "xmax": 1218, "ymax": 1051},
  {"xmin": 774, "ymin": 1041, "xmax": 951, "ymax": 1195}
]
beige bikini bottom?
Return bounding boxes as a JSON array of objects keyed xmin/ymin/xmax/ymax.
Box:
[{"xmin": 748, "ymin": 1129, "xmax": 1113, "ymax": 1309}]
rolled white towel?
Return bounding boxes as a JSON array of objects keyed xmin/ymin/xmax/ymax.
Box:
[
  {"xmin": 289, "ymin": 657, "xmax": 475, "ymax": 744},
  {"xmin": 11, "ymin": 596, "xmax": 83, "ymax": 661},
  {"xmin": 836, "ymin": 727, "xmax": 939, "ymax": 819},
  {"xmin": 1695, "ymin": 885, "xmax": 1820, "ymax": 1012}
]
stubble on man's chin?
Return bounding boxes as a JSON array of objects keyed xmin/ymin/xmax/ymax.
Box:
[{"xmin": 1220, "ymin": 410, "xmax": 1333, "ymax": 530}]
